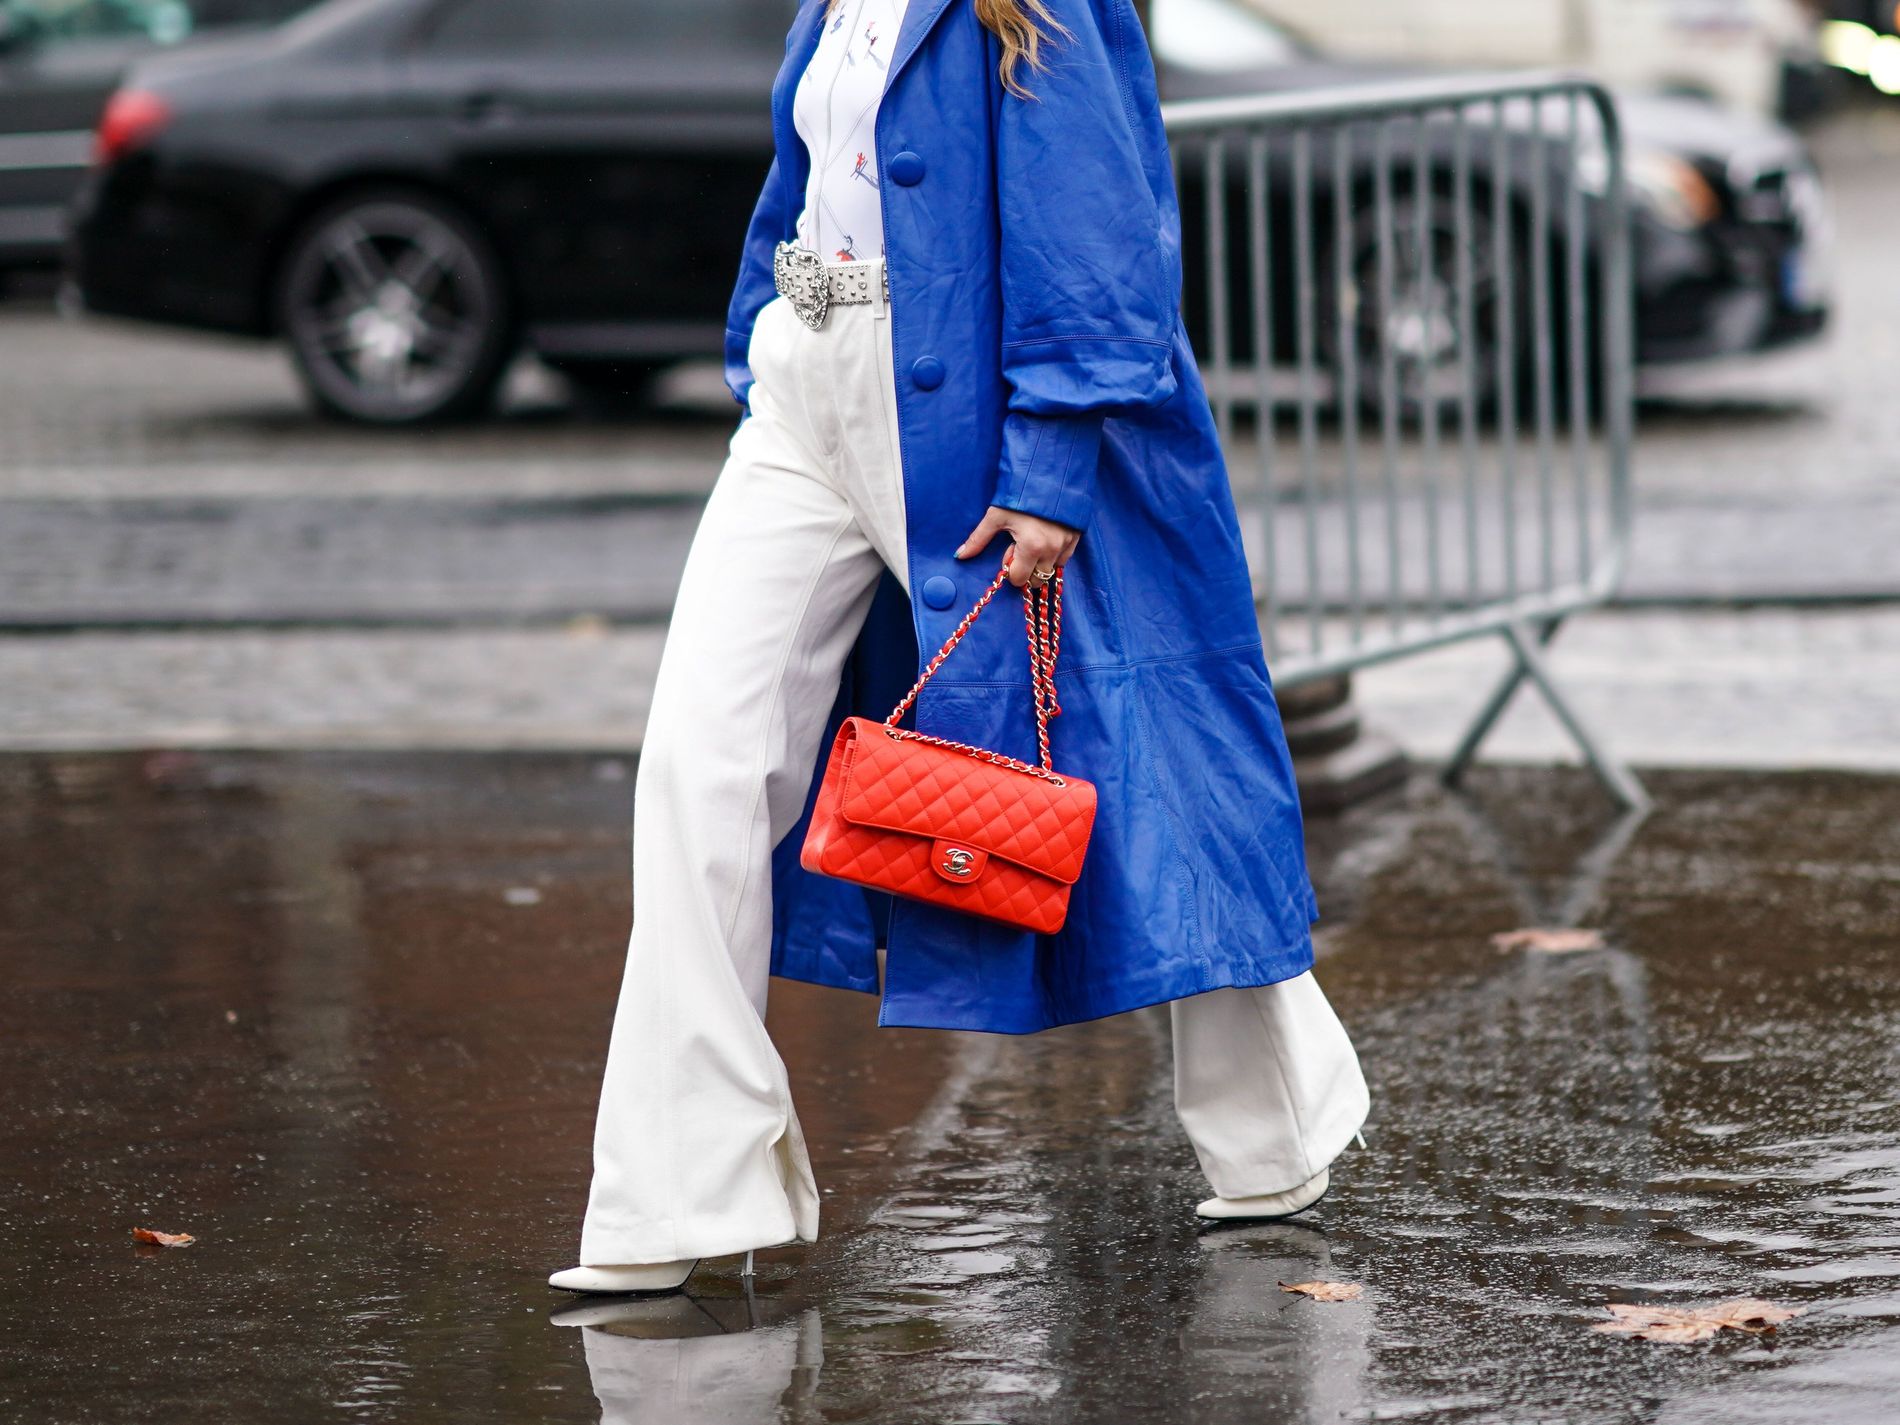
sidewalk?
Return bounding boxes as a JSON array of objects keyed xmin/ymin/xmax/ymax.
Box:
[
  {"xmin": 4, "ymin": 606, "xmax": 1894, "ymax": 774},
  {"xmin": 1352, "ymin": 604, "xmax": 1900, "ymax": 774}
]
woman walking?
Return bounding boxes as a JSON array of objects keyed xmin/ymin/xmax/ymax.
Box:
[{"xmin": 550, "ymin": 0, "xmax": 1368, "ymax": 1295}]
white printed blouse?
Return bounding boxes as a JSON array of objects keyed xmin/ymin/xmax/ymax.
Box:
[{"xmin": 792, "ymin": 0, "xmax": 912, "ymax": 262}]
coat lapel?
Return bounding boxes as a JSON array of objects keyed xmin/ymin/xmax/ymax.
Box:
[{"xmin": 884, "ymin": 0, "xmax": 957, "ymax": 95}]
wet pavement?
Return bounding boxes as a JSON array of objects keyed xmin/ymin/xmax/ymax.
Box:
[{"xmin": 3, "ymin": 753, "xmax": 1898, "ymax": 1423}]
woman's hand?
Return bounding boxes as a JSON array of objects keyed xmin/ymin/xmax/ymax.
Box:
[{"xmin": 955, "ymin": 506, "xmax": 1082, "ymax": 588}]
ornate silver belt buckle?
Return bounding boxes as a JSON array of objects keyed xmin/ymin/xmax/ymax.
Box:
[{"xmin": 773, "ymin": 242, "xmax": 828, "ymax": 330}]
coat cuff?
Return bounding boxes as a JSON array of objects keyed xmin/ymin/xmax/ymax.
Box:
[{"xmin": 991, "ymin": 411, "xmax": 1104, "ymax": 532}]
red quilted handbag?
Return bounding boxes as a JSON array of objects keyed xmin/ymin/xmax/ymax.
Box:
[{"xmin": 800, "ymin": 562, "xmax": 1096, "ymax": 935}]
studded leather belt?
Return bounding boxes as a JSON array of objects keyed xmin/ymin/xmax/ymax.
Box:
[{"xmin": 773, "ymin": 242, "xmax": 888, "ymax": 331}]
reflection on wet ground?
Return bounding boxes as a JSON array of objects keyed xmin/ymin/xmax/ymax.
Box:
[{"xmin": 1, "ymin": 753, "xmax": 1896, "ymax": 1422}]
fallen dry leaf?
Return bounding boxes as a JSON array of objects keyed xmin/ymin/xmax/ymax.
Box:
[
  {"xmin": 131, "ymin": 1228, "xmax": 196, "ymax": 1248},
  {"xmin": 1593, "ymin": 1298, "xmax": 1801, "ymax": 1343},
  {"xmin": 1491, "ymin": 927, "xmax": 1606, "ymax": 954},
  {"xmin": 1280, "ymin": 1280, "xmax": 1363, "ymax": 1302}
]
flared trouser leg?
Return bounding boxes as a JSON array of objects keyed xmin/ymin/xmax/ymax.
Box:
[
  {"xmin": 579, "ymin": 290, "xmax": 909, "ymax": 1265},
  {"xmin": 1172, "ymin": 972, "xmax": 1371, "ymax": 1199}
]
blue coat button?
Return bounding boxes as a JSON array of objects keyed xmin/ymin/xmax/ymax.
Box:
[
  {"xmin": 889, "ymin": 150, "xmax": 926, "ymax": 186},
  {"xmin": 921, "ymin": 575, "xmax": 957, "ymax": 610},
  {"xmin": 911, "ymin": 355, "xmax": 945, "ymax": 391}
]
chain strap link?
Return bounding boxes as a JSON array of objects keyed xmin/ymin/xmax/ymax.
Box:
[{"xmin": 883, "ymin": 560, "xmax": 1067, "ymax": 786}]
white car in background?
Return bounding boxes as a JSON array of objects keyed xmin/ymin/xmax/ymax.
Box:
[{"xmin": 1238, "ymin": 0, "xmax": 1824, "ymax": 117}]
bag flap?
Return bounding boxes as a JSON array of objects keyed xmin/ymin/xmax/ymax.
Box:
[{"xmin": 837, "ymin": 718, "xmax": 1096, "ymax": 885}]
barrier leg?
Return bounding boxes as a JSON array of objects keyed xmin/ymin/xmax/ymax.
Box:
[
  {"xmin": 1505, "ymin": 620, "xmax": 1650, "ymax": 811},
  {"xmin": 1444, "ymin": 618, "xmax": 1650, "ymax": 812},
  {"xmin": 1441, "ymin": 617, "xmax": 1561, "ymax": 787}
]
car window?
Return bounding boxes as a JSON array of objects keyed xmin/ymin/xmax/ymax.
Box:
[
  {"xmin": 0, "ymin": 0, "xmax": 311, "ymax": 49},
  {"xmin": 0, "ymin": 0, "xmax": 192, "ymax": 45},
  {"xmin": 1149, "ymin": 0, "xmax": 1307, "ymax": 72},
  {"xmin": 418, "ymin": 0, "xmax": 793, "ymax": 58}
]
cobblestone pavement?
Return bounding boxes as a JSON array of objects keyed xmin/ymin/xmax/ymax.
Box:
[
  {"xmin": 0, "ymin": 624, "xmax": 662, "ymax": 751},
  {"xmin": 1352, "ymin": 605, "xmax": 1900, "ymax": 774},
  {"xmin": 0, "ymin": 304, "xmax": 733, "ymax": 501},
  {"xmin": 0, "ymin": 494, "xmax": 704, "ymax": 626},
  {"xmin": 5, "ymin": 607, "xmax": 1895, "ymax": 771},
  {"xmin": 1, "ymin": 109, "xmax": 1896, "ymax": 757}
]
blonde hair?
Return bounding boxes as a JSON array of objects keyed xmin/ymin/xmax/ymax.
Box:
[{"xmin": 825, "ymin": 0, "xmax": 1070, "ymax": 98}]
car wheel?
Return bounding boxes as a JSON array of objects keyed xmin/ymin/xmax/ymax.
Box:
[
  {"xmin": 1321, "ymin": 193, "xmax": 1527, "ymax": 424},
  {"xmin": 277, "ymin": 190, "xmax": 513, "ymax": 425}
]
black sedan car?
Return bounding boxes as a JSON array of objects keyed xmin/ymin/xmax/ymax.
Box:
[{"xmin": 68, "ymin": 0, "xmax": 1831, "ymax": 424}]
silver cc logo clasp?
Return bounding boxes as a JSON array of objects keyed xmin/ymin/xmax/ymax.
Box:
[{"xmin": 940, "ymin": 847, "xmax": 977, "ymax": 879}]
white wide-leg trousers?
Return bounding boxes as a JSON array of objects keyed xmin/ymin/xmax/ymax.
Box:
[{"xmin": 577, "ymin": 275, "xmax": 1369, "ymax": 1266}]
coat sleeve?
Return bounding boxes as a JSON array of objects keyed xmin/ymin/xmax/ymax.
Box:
[
  {"xmin": 724, "ymin": 156, "xmax": 789, "ymax": 413},
  {"xmin": 990, "ymin": 0, "xmax": 1180, "ymax": 532}
]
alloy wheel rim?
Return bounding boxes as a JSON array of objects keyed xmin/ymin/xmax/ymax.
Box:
[
  {"xmin": 287, "ymin": 206, "xmax": 489, "ymax": 417},
  {"xmin": 1346, "ymin": 203, "xmax": 1505, "ymax": 416}
]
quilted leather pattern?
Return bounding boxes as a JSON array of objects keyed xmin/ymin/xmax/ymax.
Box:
[
  {"xmin": 842, "ymin": 719, "xmax": 1092, "ymax": 881},
  {"xmin": 801, "ymin": 718, "xmax": 1098, "ymax": 936}
]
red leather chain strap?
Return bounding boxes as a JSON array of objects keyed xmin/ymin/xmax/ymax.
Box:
[{"xmin": 883, "ymin": 560, "xmax": 1067, "ymax": 785}]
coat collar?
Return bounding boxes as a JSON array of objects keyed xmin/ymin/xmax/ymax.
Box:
[{"xmin": 885, "ymin": 0, "xmax": 957, "ymax": 95}]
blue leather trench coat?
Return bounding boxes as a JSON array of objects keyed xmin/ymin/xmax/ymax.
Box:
[{"xmin": 730, "ymin": 0, "xmax": 1318, "ymax": 1034}]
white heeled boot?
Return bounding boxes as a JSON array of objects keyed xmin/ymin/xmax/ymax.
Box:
[
  {"xmin": 547, "ymin": 1259, "xmax": 700, "ymax": 1295},
  {"xmin": 1196, "ymin": 1168, "xmax": 1329, "ymax": 1221}
]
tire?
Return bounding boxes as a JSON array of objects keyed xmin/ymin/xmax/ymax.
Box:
[
  {"xmin": 276, "ymin": 188, "xmax": 514, "ymax": 425},
  {"xmin": 1318, "ymin": 190, "xmax": 1530, "ymax": 425}
]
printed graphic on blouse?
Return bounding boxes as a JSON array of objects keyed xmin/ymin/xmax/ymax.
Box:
[{"xmin": 792, "ymin": 0, "xmax": 911, "ymax": 263}]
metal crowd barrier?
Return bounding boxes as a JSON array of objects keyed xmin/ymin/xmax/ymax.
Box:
[{"xmin": 1164, "ymin": 73, "xmax": 1647, "ymax": 809}]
